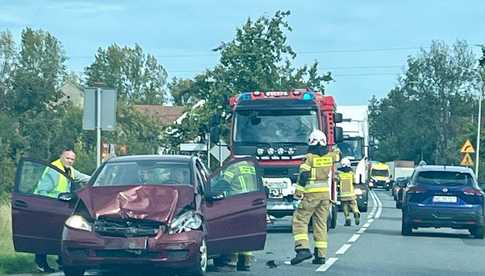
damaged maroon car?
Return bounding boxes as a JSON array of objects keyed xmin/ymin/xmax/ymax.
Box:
[{"xmin": 12, "ymin": 155, "xmax": 267, "ymax": 275}]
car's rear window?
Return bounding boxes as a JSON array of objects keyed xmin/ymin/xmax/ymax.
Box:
[
  {"xmin": 415, "ymin": 171, "xmax": 474, "ymax": 186},
  {"xmin": 93, "ymin": 161, "xmax": 192, "ymax": 187}
]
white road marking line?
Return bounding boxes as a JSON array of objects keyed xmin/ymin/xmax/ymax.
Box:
[
  {"xmin": 316, "ymin": 257, "xmax": 338, "ymax": 272},
  {"xmin": 375, "ymin": 190, "xmax": 383, "ymax": 218},
  {"xmin": 363, "ymin": 222, "xmax": 371, "ymax": 228},
  {"xmin": 335, "ymin": 244, "xmax": 352, "ymax": 255},
  {"xmin": 357, "ymin": 227, "xmax": 366, "ymax": 234},
  {"xmin": 348, "ymin": 234, "xmax": 360, "ymax": 243},
  {"xmin": 368, "ymin": 218, "xmax": 374, "ymax": 223}
]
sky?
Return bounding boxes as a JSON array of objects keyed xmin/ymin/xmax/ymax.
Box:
[{"xmin": 1, "ymin": 0, "xmax": 484, "ymax": 105}]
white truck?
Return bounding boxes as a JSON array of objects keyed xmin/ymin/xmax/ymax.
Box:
[
  {"xmin": 336, "ymin": 105, "xmax": 369, "ymax": 211},
  {"xmin": 386, "ymin": 160, "xmax": 415, "ymax": 181}
]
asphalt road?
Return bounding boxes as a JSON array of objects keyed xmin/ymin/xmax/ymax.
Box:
[{"xmin": 13, "ymin": 190, "xmax": 485, "ymax": 275}]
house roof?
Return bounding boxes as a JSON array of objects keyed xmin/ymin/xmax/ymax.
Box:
[{"xmin": 134, "ymin": 105, "xmax": 186, "ymax": 126}]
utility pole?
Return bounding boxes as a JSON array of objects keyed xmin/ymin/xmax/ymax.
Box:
[
  {"xmin": 476, "ymin": 82, "xmax": 485, "ymax": 179},
  {"xmin": 96, "ymin": 87, "xmax": 102, "ymax": 168}
]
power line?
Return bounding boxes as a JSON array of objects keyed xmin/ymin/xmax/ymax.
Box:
[{"xmin": 65, "ymin": 46, "xmax": 423, "ymax": 60}]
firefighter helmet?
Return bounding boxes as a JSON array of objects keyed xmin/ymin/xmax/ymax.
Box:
[
  {"xmin": 341, "ymin": 158, "xmax": 351, "ymax": 168},
  {"xmin": 308, "ymin": 130, "xmax": 327, "ymax": 146}
]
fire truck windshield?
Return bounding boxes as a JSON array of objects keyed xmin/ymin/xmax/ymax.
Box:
[{"xmin": 234, "ymin": 109, "xmax": 318, "ymax": 144}]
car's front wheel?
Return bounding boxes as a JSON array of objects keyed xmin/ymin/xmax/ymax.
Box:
[
  {"xmin": 401, "ymin": 213, "xmax": 412, "ymax": 236},
  {"xmin": 180, "ymin": 238, "xmax": 208, "ymax": 276},
  {"xmin": 470, "ymin": 225, "xmax": 485, "ymax": 239},
  {"xmin": 63, "ymin": 266, "xmax": 85, "ymax": 276}
]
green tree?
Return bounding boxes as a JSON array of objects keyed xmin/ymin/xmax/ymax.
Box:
[
  {"xmin": 85, "ymin": 44, "xmax": 168, "ymax": 104},
  {"xmin": 0, "ymin": 31, "xmax": 16, "ymax": 112},
  {"xmin": 165, "ymin": 11, "xmax": 332, "ymax": 154},
  {"xmin": 369, "ymin": 40, "xmax": 479, "ymax": 165},
  {"xmin": 10, "ymin": 28, "xmax": 66, "ymax": 114}
]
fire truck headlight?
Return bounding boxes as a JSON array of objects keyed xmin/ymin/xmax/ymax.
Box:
[
  {"xmin": 277, "ymin": 148, "xmax": 285, "ymax": 155},
  {"xmin": 288, "ymin": 148, "xmax": 295, "ymax": 155},
  {"xmin": 267, "ymin": 148, "xmax": 275, "ymax": 156},
  {"xmin": 256, "ymin": 148, "xmax": 265, "ymax": 155}
]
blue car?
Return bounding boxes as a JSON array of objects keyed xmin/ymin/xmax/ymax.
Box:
[{"xmin": 401, "ymin": 165, "xmax": 485, "ymax": 238}]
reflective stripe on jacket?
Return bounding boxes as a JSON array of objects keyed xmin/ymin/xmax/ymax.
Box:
[
  {"xmin": 339, "ymin": 171, "xmax": 355, "ymax": 198},
  {"xmin": 296, "ymin": 152, "xmax": 336, "ymax": 193},
  {"xmin": 34, "ymin": 159, "xmax": 72, "ymax": 198},
  {"xmin": 223, "ymin": 164, "xmax": 256, "ymax": 193}
]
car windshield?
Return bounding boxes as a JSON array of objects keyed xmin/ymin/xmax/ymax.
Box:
[
  {"xmin": 416, "ymin": 171, "xmax": 474, "ymax": 186},
  {"xmin": 371, "ymin": 169, "xmax": 389, "ymax": 177},
  {"xmin": 234, "ymin": 109, "xmax": 318, "ymax": 144},
  {"xmin": 338, "ymin": 138, "xmax": 364, "ymax": 160},
  {"xmin": 93, "ymin": 161, "xmax": 192, "ymax": 187}
]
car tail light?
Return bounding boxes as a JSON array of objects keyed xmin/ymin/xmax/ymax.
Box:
[
  {"xmin": 407, "ymin": 186, "xmax": 426, "ymax": 194},
  {"xmin": 463, "ymin": 188, "xmax": 482, "ymax": 196}
]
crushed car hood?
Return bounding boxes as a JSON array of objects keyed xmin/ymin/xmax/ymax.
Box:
[{"xmin": 77, "ymin": 185, "xmax": 194, "ymax": 223}]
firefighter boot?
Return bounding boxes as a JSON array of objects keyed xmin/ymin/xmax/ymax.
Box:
[
  {"xmin": 344, "ymin": 218, "xmax": 351, "ymax": 226},
  {"xmin": 290, "ymin": 249, "xmax": 313, "ymax": 265},
  {"xmin": 312, "ymin": 248, "xmax": 326, "ymax": 265},
  {"xmin": 354, "ymin": 212, "xmax": 361, "ymax": 226}
]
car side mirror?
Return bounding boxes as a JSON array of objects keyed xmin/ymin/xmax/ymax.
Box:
[
  {"xmin": 58, "ymin": 192, "xmax": 75, "ymax": 202},
  {"xmin": 334, "ymin": 127, "xmax": 344, "ymax": 143},
  {"xmin": 334, "ymin": 113, "xmax": 343, "ymax": 123}
]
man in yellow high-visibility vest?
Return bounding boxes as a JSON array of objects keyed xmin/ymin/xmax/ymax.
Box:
[
  {"xmin": 338, "ymin": 158, "xmax": 360, "ymax": 226},
  {"xmin": 291, "ymin": 130, "xmax": 340, "ymax": 266},
  {"xmin": 33, "ymin": 148, "xmax": 90, "ymax": 272}
]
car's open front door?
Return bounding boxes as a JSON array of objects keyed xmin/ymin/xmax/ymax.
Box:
[
  {"xmin": 11, "ymin": 158, "xmax": 76, "ymax": 254},
  {"xmin": 204, "ymin": 158, "xmax": 266, "ymax": 255}
]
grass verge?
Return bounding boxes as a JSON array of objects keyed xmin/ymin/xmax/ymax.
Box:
[{"xmin": 0, "ymin": 204, "xmax": 37, "ymax": 274}]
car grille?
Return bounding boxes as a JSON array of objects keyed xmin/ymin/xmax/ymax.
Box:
[
  {"xmin": 94, "ymin": 217, "xmax": 162, "ymax": 237},
  {"xmin": 95, "ymin": 249, "xmax": 160, "ymax": 258}
]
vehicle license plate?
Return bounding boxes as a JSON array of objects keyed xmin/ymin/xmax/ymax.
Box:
[
  {"xmin": 263, "ymin": 178, "xmax": 290, "ymax": 189},
  {"xmin": 432, "ymin": 196, "xmax": 457, "ymax": 203},
  {"xmin": 126, "ymin": 239, "xmax": 148, "ymax": 250}
]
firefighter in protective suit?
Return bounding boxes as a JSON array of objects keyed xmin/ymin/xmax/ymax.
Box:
[
  {"xmin": 213, "ymin": 160, "xmax": 256, "ymax": 272},
  {"xmin": 338, "ymin": 158, "xmax": 361, "ymax": 226},
  {"xmin": 291, "ymin": 130, "xmax": 340, "ymax": 265}
]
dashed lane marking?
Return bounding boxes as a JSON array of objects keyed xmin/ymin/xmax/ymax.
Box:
[
  {"xmin": 316, "ymin": 189, "xmax": 384, "ymax": 273},
  {"xmin": 316, "ymin": 257, "xmax": 339, "ymax": 272},
  {"xmin": 348, "ymin": 234, "xmax": 360, "ymax": 243},
  {"xmin": 336, "ymin": 244, "xmax": 352, "ymax": 255}
]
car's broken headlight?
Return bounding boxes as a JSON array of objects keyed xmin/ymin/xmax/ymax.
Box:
[
  {"xmin": 65, "ymin": 215, "xmax": 93, "ymax": 232},
  {"xmin": 169, "ymin": 210, "xmax": 202, "ymax": 234}
]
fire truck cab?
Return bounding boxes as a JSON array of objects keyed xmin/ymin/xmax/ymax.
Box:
[{"xmin": 227, "ymin": 89, "xmax": 343, "ymax": 228}]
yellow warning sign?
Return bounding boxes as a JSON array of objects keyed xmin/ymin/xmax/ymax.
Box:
[
  {"xmin": 460, "ymin": 153, "xmax": 474, "ymax": 166},
  {"xmin": 460, "ymin": 140, "xmax": 475, "ymax": 153}
]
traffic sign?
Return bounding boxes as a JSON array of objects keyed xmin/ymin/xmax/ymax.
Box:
[
  {"xmin": 210, "ymin": 144, "xmax": 230, "ymax": 162},
  {"xmin": 460, "ymin": 139, "xmax": 475, "ymax": 153},
  {"xmin": 460, "ymin": 153, "xmax": 474, "ymax": 166}
]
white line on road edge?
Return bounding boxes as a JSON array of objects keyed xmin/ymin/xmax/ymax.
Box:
[
  {"xmin": 348, "ymin": 234, "xmax": 360, "ymax": 243},
  {"xmin": 368, "ymin": 218, "xmax": 374, "ymax": 223},
  {"xmin": 357, "ymin": 227, "xmax": 366, "ymax": 234},
  {"xmin": 317, "ymin": 257, "xmax": 339, "ymax": 272},
  {"xmin": 335, "ymin": 244, "xmax": 352, "ymax": 255},
  {"xmin": 363, "ymin": 222, "xmax": 371, "ymax": 228},
  {"xmin": 374, "ymin": 190, "xmax": 383, "ymax": 218}
]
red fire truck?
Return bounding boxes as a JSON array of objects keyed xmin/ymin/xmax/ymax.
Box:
[{"xmin": 225, "ymin": 89, "xmax": 343, "ymax": 228}]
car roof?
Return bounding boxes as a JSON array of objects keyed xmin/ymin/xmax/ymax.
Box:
[
  {"xmin": 414, "ymin": 165, "xmax": 474, "ymax": 174},
  {"xmin": 106, "ymin": 154, "xmax": 194, "ymax": 164}
]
